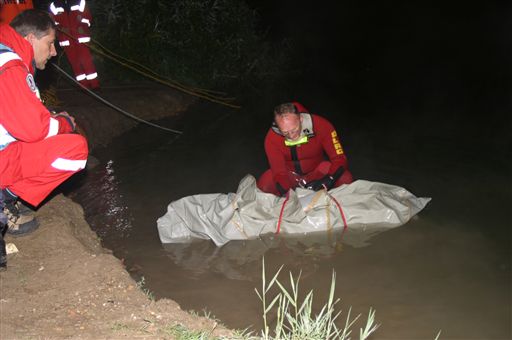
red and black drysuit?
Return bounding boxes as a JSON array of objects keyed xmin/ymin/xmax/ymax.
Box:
[
  {"xmin": 257, "ymin": 103, "xmax": 353, "ymax": 196},
  {"xmin": 0, "ymin": 23, "xmax": 88, "ymax": 207},
  {"xmin": 49, "ymin": 0, "xmax": 98, "ymax": 89}
]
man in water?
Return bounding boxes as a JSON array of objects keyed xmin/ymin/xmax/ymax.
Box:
[{"xmin": 257, "ymin": 102, "xmax": 353, "ymax": 196}]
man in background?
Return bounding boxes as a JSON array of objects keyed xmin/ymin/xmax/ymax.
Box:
[{"xmin": 49, "ymin": 0, "xmax": 99, "ymax": 89}]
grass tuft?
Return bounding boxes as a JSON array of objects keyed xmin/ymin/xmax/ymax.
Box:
[
  {"xmin": 136, "ymin": 276, "xmax": 155, "ymax": 301},
  {"xmin": 255, "ymin": 258, "xmax": 379, "ymax": 340}
]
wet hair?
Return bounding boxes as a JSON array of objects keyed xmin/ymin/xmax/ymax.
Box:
[
  {"xmin": 10, "ymin": 9, "xmax": 56, "ymax": 39},
  {"xmin": 273, "ymin": 103, "xmax": 298, "ymax": 117}
]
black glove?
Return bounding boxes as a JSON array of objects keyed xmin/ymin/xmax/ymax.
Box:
[{"xmin": 306, "ymin": 175, "xmax": 335, "ymax": 191}]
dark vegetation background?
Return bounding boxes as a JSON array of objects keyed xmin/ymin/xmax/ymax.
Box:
[
  {"xmin": 34, "ymin": 0, "xmax": 291, "ymax": 95},
  {"xmin": 35, "ymin": 0, "xmax": 510, "ymax": 153}
]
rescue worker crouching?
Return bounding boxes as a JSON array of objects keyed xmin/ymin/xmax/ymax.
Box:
[
  {"xmin": 257, "ymin": 102, "xmax": 353, "ymax": 196},
  {"xmin": 0, "ymin": 9, "xmax": 89, "ymax": 270}
]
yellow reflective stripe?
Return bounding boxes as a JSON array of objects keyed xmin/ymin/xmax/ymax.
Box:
[
  {"xmin": 330, "ymin": 130, "xmax": 344, "ymax": 154},
  {"xmin": 284, "ymin": 135, "xmax": 308, "ymax": 146}
]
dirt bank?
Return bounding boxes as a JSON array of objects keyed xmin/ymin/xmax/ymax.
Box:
[
  {"xmin": 1, "ymin": 85, "xmax": 236, "ymax": 339},
  {"xmin": 49, "ymin": 83, "xmax": 196, "ymax": 149},
  {"xmin": 1, "ymin": 194, "xmax": 235, "ymax": 339}
]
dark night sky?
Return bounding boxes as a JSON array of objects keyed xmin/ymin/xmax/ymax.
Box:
[
  {"xmin": 248, "ymin": 1, "xmax": 510, "ymax": 150},
  {"xmin": 252, "ymin": 1, "xmax": 508, "ymax": 72},
  {"xmin": 262, "ymin": 2, "xmax": 505, "ymax": 81}
]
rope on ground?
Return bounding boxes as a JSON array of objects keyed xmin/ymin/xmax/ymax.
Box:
[
  {"xmin": 52, "ymin": 63, "xmax": 183, "ymax": 135},
  {"xmin": 90, "ymin": 39, "xmax": 236, "ymax": 100},
  {"xmin": 89, "ymin": 43, "xmax": 240, "ymax": 109},
  {"xmin": 55, "ymin": 28, "xmax": 241, "ymax": 109}
]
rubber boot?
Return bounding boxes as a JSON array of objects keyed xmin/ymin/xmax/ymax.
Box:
[
  {"xmin": 0, "ymin": 224, "xmax": 6, "ymax": 271},
  {"xmin": 0, "ymin": 189, "xmax": 7, "ymax": 270},
  {"xmin": 2, "ymin": 189, "xmax": 39, "ymax": 237}
]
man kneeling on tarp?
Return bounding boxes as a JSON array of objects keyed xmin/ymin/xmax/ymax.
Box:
[{"xmin": 257, "ymin": 102, "xmax": 353, "ymax": 196}]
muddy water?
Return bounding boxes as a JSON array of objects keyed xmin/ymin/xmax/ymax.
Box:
[{"xmin": 70, "ymin": 94, "xmax": 510, "ymax": 339}]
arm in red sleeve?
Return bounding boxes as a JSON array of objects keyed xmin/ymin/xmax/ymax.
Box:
[
  {"xmin": 0, "ymin": 66, "xmax": 51, "ymax": 142},
  {"xmin": 0, "ymin": 65, "xmax": 70, "ymax": 141},
  {"xmin": 317, "ymin": 117, "xmax": 349, "ymax": 178}
]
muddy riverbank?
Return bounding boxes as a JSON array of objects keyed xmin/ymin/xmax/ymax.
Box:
[{"xmin": 0, "ymin": 85, "xmax": 239, "ymax": 339}]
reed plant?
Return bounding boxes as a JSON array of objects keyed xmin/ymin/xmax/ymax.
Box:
[{"xmin": 255, "ymin": 258, "xmax": 379, "ymax": 340}]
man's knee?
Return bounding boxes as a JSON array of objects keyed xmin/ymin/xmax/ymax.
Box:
[
  {"xmin": 335, "ymin": 170, "xmax": 353, "ymax": 187},
  {"xmin": 257, "ymin": 169, "xmax": 278, "ymax": 195},
  {"xmin": 58, "ymin": 134, "xmax": 89, "ymax": 159},
  {"xmin": 47, "ymin": 134, "xmax": 88, "ymax": 173}
]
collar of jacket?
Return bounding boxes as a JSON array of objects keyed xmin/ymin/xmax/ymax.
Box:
[
  {"xmin": 0, "ymin": 24, "xmax": 35, "ymax": 74},
  {"xmin": 284, "ymin": 135, "xmax": 309, "ymax": 146}
]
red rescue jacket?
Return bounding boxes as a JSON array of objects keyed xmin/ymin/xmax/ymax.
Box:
[
  {"xmin": 264, "ymin": 104, "xmax": 349, "ymax": 193},
  {"xmin": 49, "ymin": 0, "xmax": 92, "ymax": 47},
  {"xmin": 0, "ymin": 24, "xmax": 73, "ymax": 154}
]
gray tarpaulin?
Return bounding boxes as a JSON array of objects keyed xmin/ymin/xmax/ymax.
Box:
[{"xmin": 157, "ymin": 175, "xmax": 431, "ymax": 247}]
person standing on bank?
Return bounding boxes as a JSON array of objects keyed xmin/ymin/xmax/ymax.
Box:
[
  {"xmin": 257, "ymin": 102, "xmax": 353, "ymax": 196},
  {"xmin": 49, "ymin": 0, "xmax": 99, "ymax": 89},
  {"xmin": 0, "ymin": 9, "xmax": 89, "ymax": 270}
]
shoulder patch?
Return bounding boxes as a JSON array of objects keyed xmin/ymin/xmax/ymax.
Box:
[
  {"xmin": 26, "ymin": 73, "xmax": 41, "ymax": 99},
  {"xmin": 26, "ymin": 73, "xmax": 37, "ymax": 93}
]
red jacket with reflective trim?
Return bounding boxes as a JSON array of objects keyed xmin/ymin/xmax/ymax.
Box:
[
  {"xmin": 263, "ymin": 113, "xmax": 349, "ymax": 192},
  {"xmin": 49, "ymin": 0, "xmax": 92, "ymax": 45},
  {"xmin": 0, "ymin": 24, "xmax": 72, "ymax": 151}
]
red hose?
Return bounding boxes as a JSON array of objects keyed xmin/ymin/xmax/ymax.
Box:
[
  {"xmin": 327, "ymin": 192, "xmax": 347, "ymax": 230},
  {"xmin": 326, "ymin": 191, "xmax": 348, "ymax": 234},
  {"xmin": 275, "ymin": 191, "xmax": 290, "ymax": 234}
]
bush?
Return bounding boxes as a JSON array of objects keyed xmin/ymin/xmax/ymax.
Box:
[{"xmin": 89, "ymin": 0, "xmax": 292, "ymax": 93}]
